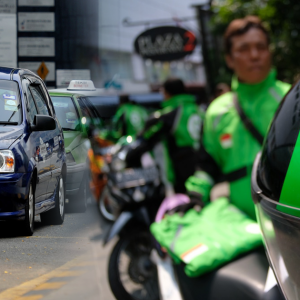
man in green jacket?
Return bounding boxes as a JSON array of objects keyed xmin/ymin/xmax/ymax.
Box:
[
  {"xmin": 186, "ymin": 16, "xmax": 291, "ymax": 219},
  {"xmin": 112, "ymin": 94, "xmax": 148, "ymax": 139},
  {"xmin": 126, "ymin": 78, "xmax": 204, "ymax": 194}
]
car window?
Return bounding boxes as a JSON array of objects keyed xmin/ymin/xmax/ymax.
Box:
[
  {"xmin": 51, "ymin": 96, "xmax": 80, "ymax": 131},
  {"xmin": 77, "ymin": 98, "xmax": 92, "ymax": 118},
  {"xmin": 29, "ymin": 85, "xmax": 50, "ymax": 116},
  {"xmin": 27, "ymin": 89, "xmax": 38, "ymax": 123},
  {"xmin": 39, "ymin": 81, "xmax": 55, "ymax": 115},
  {"xmin": 79, "ymin": 97, "xmax": 101, "ymax": 126},
  {"xmin": 0, "ymin": 80, "xmax": 22, "ymax": 125},
  {"xmin": 87, "ymin": 96, "xmax": 118, "ymax": 119}
]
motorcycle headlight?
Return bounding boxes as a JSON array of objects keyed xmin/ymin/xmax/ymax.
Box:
[
  {"xmin": 0, "ymin": 150, "xmax": 15, "ymax": 173},
  {"xmin": 111, "ymin": 157, "xmax": 126, "ymax": 172}
]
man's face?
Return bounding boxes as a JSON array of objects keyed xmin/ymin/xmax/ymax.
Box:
[
  {"xmin": 161, "ymin": 88, "xmax": 171, "ymax": 101},
  {"xmin": 226, "ymin": 28, "xmax": 271, "ymax": 84}
]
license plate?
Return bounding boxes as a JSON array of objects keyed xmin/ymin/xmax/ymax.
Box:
[{"xmin": 111, "ymin": 166, "xmax": 159, "ymax": 188}]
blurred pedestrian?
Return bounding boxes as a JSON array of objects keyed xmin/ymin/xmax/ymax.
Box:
[
  {"xmin": 186, "ymin": 16, "xmax": 291, "ymax": 219},
  {"xmin": 112, "ymin": 94, "xmax": 148, "ymax": 139},
  {"xmin": 126, "ymin": 78, "xmax": 204, "ymax": 194}
]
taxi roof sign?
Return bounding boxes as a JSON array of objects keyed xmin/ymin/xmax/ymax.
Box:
[{"xmin": 67, "ymin": 80, "xmax": 96, "ymax": 91}]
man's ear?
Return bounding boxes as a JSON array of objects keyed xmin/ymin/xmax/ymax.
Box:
[{"xmin": 225, "ymin": 54, "xmax": 234, "ymax": 70}]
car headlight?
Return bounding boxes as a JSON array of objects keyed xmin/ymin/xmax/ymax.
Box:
[
  {"xmin": 66, "ymin": 152, "xmax": 75, "ymax": 163},
  {"xmin": 0, "ymin": 150, "xmax": 14, "ymax": 173},
  {"xmin": 111, "ymin": 157, "xmax": 126, "ymax": 172}
]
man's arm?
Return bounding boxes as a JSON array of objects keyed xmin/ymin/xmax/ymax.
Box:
[
  {"xmin": 111, "ymin": 106, "xmax": 127, "ymax": 140},
  {"xmin": 185, "ymin": 140, "xmax": 222, "ymax": 204},
  {"xmin": 126, "ymin": 107, "xmax": 178, "ymax": 165},
  {"xmin": 185, "ymin": 107, "xmax": 223, "ymax": 204}
]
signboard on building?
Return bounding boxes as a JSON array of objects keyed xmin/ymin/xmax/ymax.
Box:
[
  {"xmin": 19, "ymin": 61, "xmax": 55, "ymax": 81},
  {"xmin": 56, "ymin": 70, "xmax": 91, "ymax": 88},
  {"xmin": 0, "ymin": 13, "xmax": 17, "ymax": 67},
  {"xmin": 18, "ymin": 0, "xmax": 54, "ymax": 6},
  {"xmin": 0, "ymin": 0, "xmax": 16, "ymax": 13},
  {"xmin": 19, "ymin": 37, "xmax": 55, "ymax": 57},
  {"xmin": 134, "ymin": 26, "xmax": 197, "ymax": 61},
  {"xmin": 18, "ymin": 12, "xmax": 55, "ymax": 32}
]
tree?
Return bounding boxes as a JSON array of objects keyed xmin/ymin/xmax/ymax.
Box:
[{"xmin": 211, "ymin": 0, "xmax": 300, "ymax": 83}]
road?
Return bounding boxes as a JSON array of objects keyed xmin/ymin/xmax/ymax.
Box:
[
  {"xmin": 0, "ymin": 183, "xmax": 229, "ymax": 300},
  {"xmin": 0, "ymin": 202, "xmax": 115, "ymax": 300}
]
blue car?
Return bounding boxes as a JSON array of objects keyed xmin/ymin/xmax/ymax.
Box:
[{"xmin": 0, "ymin": 67, "xmax": 66, "ymax": 235}]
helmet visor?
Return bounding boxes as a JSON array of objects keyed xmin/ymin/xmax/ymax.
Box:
[{"xmin": 252, "ymin": 152, "xmax": 300, "ymax": 300}]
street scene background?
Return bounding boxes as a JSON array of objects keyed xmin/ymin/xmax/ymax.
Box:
[{"xmin": 0, "ymin": 0, "xmax": 299, "ymax": 299}]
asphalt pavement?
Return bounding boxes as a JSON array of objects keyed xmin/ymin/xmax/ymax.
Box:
[
  {"xmin": 0, "ymin": 201, "xmax": 115, "ymax": 300},
  {"xmin": 0, "ymin": 183, "xmax": 229, "ymax": 300}
]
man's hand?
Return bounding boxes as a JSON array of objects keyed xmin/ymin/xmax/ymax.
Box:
[{"xmin": 185, "ymin": 171, "xmax": 214, "ymax": 204}]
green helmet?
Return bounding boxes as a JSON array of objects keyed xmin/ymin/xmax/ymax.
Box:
[{"xmin": 251, "ymin": 82, "xmax": 300, "ymax": 300}]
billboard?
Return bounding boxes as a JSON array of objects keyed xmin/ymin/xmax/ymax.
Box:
[{"xmin": 134, "ymin": 26, "xmax": 197, "ymax": 61}]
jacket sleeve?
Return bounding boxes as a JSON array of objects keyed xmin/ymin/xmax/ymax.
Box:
[
  {"xmin": 126, "ymin": 108, "xmax": 178, "ymax": 164},
  {"xmin": 185, "ymin": 112, "xmax": 223, "ymax": 204},
  {"xmin": 111, "ymin": 107, "xmax": 127, "ymax": 139}
]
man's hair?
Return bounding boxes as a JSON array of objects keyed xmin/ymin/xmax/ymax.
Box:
[
  {"xmin": 119, "ymin": 94, "xmax": 130, "ymax": 105},
  {"xmin": 224, "ymin": 16, "xmax": 270, "ymax": 55},
  {"xmin": 163, "ymin": 78, "xmax": 186, "ymax": 96}
]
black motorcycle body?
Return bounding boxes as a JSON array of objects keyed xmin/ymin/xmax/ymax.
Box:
[
  {"xmin": 103, "ymin": 144, "xmax": 164, "ymax": 300},
  {"xmin": 171, "ymin": 249, "xmax": 284, "ymax": 300},
  {"xmin": 103, "ymin": 143, "xmax": 285, "ymax": 300}
]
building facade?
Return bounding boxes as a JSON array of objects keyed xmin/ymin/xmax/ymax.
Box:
[{"xmin": 98, "ymin": 0, "xmax": 207, "ymax": 91}]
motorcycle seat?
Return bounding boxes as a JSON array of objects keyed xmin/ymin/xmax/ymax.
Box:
[{"xmin": 174, "ymin": 248, "xmax": 284, "ymax": 300}]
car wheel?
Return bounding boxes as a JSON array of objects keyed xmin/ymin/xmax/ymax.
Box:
[
  {"xmin": 41, "ymin": 174, "xmax": 65, "ymax": 225},
  {"xmin": 23, "ymin": 182, "xmax": 35, "ymax": 236}
]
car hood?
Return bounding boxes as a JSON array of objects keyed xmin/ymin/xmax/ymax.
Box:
[
  {"xmin": 63, "ymin": 131, "xmax": 83, "ymax": 151},
  {"xmin": 0, "ymin": 128, "xmax": 23, "ymax": 150}
]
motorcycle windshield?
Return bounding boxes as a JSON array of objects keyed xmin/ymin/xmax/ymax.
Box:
[{"xmin": 256, "ymin": 192, "xmax": 300, "ymax": 300}]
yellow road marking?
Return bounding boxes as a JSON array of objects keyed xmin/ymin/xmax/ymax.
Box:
[
  {"xmin": 0, "ymin": 255, "xmax": 90, "ymax": 300},
  {"xmin": 54, "ymin": 271, "xmax": 84, "ymax": 277},
  {"xmin": 34, "ymin": 282, "xmax": 66, "ymax": 291},
  {"xmin": 16, "ymin": 296, "xmax": 43, "ymax": 300},
  {"xmin": 71, "ymin": 261, "xmax": 94, "ymax": 267}
]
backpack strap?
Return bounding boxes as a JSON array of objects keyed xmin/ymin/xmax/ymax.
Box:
[
  {"xmin": 222, "ymin": 94, "xmax": 264, "ymax": 183},
  {"xmin": 221, "ymin": 166, "xmax": 248, "ymax": 183},
  {"xmin": 233, "ymin": 94, "xmax": 264, "ymax": 145}
]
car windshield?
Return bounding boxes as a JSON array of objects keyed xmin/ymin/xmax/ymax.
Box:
[
  {"xmin": 0, "ymin": 80, "xmax": 21, "ymax": 125},
  {"xmin": 51, "ymin": 96, "xmax": 80, "ymax": 131}
]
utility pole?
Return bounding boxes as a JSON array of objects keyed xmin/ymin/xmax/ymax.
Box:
[{"xmin": 193, "ymin": 2, "xmax": 219, "ymax": 99}]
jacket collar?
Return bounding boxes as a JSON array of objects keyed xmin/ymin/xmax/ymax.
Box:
[{"xmin": 232, "ymin": 69, "xmax": 277, "ymax": 97}]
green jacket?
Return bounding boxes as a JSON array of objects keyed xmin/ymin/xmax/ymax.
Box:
[
  {"xmin": 112, "ymin": 103, "xmax": 148, "ymax": 138},
  {"xmin": 150, "ymin": 198, "xmax": 262, "ymax": 277},
  {"xmin": 186, "ymin": 70, "xmax": 291, "ymax": 219},
  {"xmin": 127, "ymin": 94, "xmax": 204, "ymax": 193}
]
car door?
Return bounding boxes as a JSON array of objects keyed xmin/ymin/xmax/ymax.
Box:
[
  {"xmin": 31, "ymin": 78, "xmax": 62, "ymax": 200},
  {"xmin": 40, "ymin": 84, "xmax": 63, "ymax": 198},
  {"xmin": 22, "ymin": 76, "xmax": 52, "ymax": 203}
]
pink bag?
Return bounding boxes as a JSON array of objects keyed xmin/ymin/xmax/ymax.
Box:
[{"xmin": 155, "ymin": 194, "xmax": 190, "ymax": 222}]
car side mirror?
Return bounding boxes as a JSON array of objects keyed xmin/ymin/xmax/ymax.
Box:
[{"xmin": 31, "ymin": 115, "xmax": 56, "ymax": 131}]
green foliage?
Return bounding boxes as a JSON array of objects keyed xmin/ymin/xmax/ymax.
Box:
[{"xmin": 211, "ymin": 0, "xmax": 300, "ymax": 83}]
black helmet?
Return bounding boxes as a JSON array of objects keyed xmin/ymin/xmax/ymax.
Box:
[{"xmin": 251, "ymin": 81, "xmax": 300, "ymax": 300}]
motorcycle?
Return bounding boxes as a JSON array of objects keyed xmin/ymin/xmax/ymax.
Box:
[
  {"xmin": 151, "ymin": 193, "xmax": 286, "ymax": 300},
  {"xmin": 103, "ymin": 139, "xmax": 164, "ymax": 300},
  {"xmin": 106, "ymin": 189, "xmax": 286, "ymax": 300},
  {"xmin": 103, "ymin": 139, "xmax": 285, "ymax": 300},
  {"xmin": 88, "ymin": 134, "xmax": 115, "ymax": 221}
]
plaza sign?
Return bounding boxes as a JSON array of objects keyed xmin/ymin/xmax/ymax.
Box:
[{"xmin": 134, "ymin": 26, "xmax": 197, "ymax": 61}]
